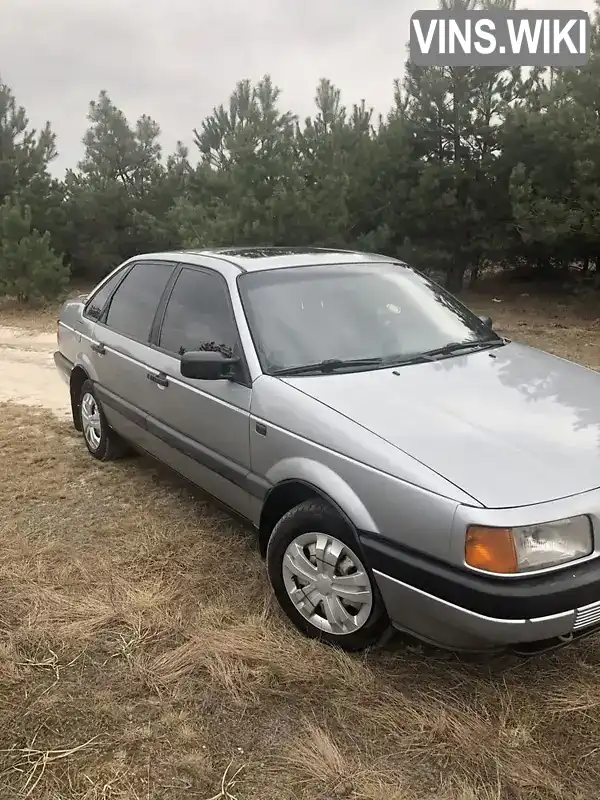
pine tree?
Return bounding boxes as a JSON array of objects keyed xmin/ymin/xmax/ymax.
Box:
[
  {"xmin": 396, "ymin": 0, "xmax": 520, "ymax": 289},
  {"xmin": 64, "ymin": 91, "xmax": 180, "ymax": 279},
  {"xmin": 0, "ymin": 78, "xmax": 66, "ymax": 257},
  {"xmin": 0, "ymin": 197, "xmax": 70, "ymax": 303}
]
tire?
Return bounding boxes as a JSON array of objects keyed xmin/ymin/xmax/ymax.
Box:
[
  {"xmin": 266, "ymin": 499, "xmax": 390, "ymax": 651},
  {"xmin": 79, "ymin": 379, "xmax": 128, "ymax": 461}
]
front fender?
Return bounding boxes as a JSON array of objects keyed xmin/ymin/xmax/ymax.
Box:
[{"xmin": 265, "ymin": 456, "xmax": 380, "ymax": 534}]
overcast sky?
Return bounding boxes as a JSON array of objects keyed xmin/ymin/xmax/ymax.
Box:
[{"xmin": 1, "ymin": 0, "xmax": 595, "ymax": 175}]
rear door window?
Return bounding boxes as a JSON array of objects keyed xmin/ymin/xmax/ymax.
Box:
[
  {"xmin": 103, "ymin": 261, "xmax": 175, "ymax": 342},
  {"xmin": 84, "ymin": 268, "xmax": 128, "ymax": 321}
]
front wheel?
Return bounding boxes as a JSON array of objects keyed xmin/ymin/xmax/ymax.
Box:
[{"xmin": 266, "ymin": 499, "xmax": 390, "ymax": 651}]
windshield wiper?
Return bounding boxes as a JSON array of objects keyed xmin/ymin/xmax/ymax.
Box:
[
  {"xmin": 383, "ymin": 338, "xmax": 503, "ymax": 368},
  {"xmin": 271, "ymin": 357, "xmax": 384, "ymax": 376},
  {"xmin": 383, "ymin": 353, "xmax": 437, "ymax": 367},
  {"xmin": 271, "ymin": 338, "xmax": 505, "ymax": 376},
  {"xmin": 422, "ymin": 338, "xmax": 504, "ymax": 359}
]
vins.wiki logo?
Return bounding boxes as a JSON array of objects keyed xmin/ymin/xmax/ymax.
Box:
[{"xmin": 410, "ymin": 9, "xmax": 590, "ymax": 67}]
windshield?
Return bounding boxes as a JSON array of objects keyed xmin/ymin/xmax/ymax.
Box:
[{"xmin": 237, "ymin": 262, "xmax": 501, "ymax": 374}]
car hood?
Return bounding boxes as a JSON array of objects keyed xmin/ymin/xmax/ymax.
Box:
[{"xmin": 280, "ymin": 342, "xmax": 600, "ymax": 508}]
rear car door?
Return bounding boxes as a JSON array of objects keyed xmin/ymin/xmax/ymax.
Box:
[
  {"xmin": 88, "ymin": 260, "xmax": 177, "ymax": 450},
  {"xmin": 141, "ymin": 265, "xmax": 253, "ymax": 518}
]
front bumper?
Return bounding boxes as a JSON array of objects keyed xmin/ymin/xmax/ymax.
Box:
[{"xmin": 360, "ymin": 533, "xmax": 600, "ymax": 651}]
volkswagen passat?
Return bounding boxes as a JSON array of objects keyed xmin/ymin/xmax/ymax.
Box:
[{"xmin": 54, "ymin": 247, "xmax": 600, "ymax": 653}]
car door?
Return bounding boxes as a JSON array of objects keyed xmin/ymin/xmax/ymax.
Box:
[
  {"xmin": 140, "ymin": 264, "xmax": 253, "ymax": 518},
  {"xmin": 88, "ymin": 259, "xmax": 178, "ymax": 450}
]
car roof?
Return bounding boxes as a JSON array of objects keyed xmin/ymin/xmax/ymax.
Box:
[{"xmin": 135, "ymin": 246, "xmax": 398, "ymax": 273}]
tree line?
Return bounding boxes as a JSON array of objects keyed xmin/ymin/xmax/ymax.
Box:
[{"xmin": 1, "ymin": 0, "xmax": 600, "ymax": 302}]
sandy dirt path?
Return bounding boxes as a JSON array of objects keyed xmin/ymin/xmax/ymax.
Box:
[{"xmin": 0, "ymin": 325, "xmax": 71, "ymax": 418}]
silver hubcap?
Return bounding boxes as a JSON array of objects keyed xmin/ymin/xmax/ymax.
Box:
[
  {"xmin": 282, "ymin": 532, "xmax": 373, "ymax": 635},
  {"xmin": 81, "ymin": 392, "xmax": 102, "ymax": 451}
]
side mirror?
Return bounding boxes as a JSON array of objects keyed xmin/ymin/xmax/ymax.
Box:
[
  {"xmin": 478, "ymin": 315, "xmax": 493, "ymax": 329},
  {"xmin": 180, "ymin": 350, "xmax": 240, "ymax": 381}
]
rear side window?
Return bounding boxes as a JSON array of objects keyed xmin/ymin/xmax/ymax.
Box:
[
  {"xmin": 158, "ymin": 267, "xmax": 237, "ymax": 356},
  {"xmin": 104, "ymin": 261, "xmax": 175, "ymax": 342},
  {"xmin": 84, "ymin": 269, "xmax": 126, "ymax": 320}
]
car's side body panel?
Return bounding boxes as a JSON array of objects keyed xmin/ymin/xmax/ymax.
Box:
[
  {"xmin": 249, "ymin": 375, "xmax": 472, "ymax": 563},
  {"xmin": 57, "ymin": 298, "xmax": 97, "ymax": 377},
  {"xmin": 249, "ymin": 375, "xmax": 480, "ymax": 502},
  {"xmin": 59, "ymin": 255, "xmax": 265, "ymax": 522},
  {"xmin": 137, "ymin": 349, "xmax": 256, "ymax": 520}
]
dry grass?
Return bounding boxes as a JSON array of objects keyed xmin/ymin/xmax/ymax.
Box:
[{"xmin": 2, "ymin": 284, "xmax": 600, "ymax": 798}]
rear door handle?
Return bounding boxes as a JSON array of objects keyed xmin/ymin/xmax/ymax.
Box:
[
  {"xmin": 91, "ymin": 342, "xmax": 105, "ymax": 355},
  {"xmin": 147, "ymin": 372, "xmax": 169, "ymax": 388}
]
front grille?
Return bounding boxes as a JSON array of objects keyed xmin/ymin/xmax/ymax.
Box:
[{"xmin": 574, "ymin": 599, "xmax": 600, "ymax": 631}]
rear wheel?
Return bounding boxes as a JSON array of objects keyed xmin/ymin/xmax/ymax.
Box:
[
  {"xmin": 79, "ymin": 380, "xmax": 128, "ymax": 461},
  {"xmin": 266, "ymin": 499, "xmax": 389, "ymax": 651}
]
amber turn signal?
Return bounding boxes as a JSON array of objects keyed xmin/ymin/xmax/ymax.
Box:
[{"xmin": 465, "ymin": 526, "xmax": 518, "ymax": 574}]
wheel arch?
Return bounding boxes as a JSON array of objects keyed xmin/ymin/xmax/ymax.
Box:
[
  {"xmin": 261, "ymin": 477, "xmax": 392, "ymax": 649},
  {"xmin": 258, "ymin": 460, "xmax": 379, "ymax": 557},
  {"xmin": 69, "ymin": 365, "xmax": 91, "ymax": 431}
]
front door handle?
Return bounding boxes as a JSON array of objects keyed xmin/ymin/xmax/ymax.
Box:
[
  {"xmin": 147, "ymin": 372, "xmax": 169, "ymax": 388},
  {"xmin": 91, "ymin": 342, "xmax": 105, "ymax": 355}
]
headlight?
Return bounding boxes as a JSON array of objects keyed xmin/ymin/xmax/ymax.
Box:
[{"xmin": 465, "ymin": 516, "xmax": 593, "ymax": 574}]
